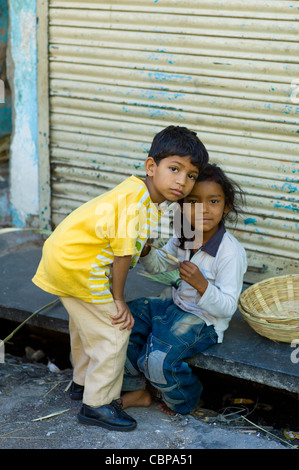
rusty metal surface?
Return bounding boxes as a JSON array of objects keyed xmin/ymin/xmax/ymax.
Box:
[{"xmin": 47, "ymin": 1, "xmax": 299, "ymax": 271}]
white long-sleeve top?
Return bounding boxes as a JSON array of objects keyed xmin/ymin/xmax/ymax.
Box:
[{"xmin": 140, "ymin": 224, "xmax": 247, "ymax": 342}]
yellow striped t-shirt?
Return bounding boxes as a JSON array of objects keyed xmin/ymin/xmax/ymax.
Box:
[{"xmin": 32, "ymin": 176, "xmax": 160, "ymax": 303}]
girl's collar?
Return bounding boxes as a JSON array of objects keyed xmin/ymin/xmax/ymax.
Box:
[{"xmin": 193, "ymin": 222, "xmax": 226, "ymax": 257}]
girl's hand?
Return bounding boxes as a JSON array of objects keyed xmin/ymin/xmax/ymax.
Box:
[
  {"xmin": 179, "ymin": 261, "xmax": 208, "ymax": 295},
  {"xmin": 112, "ymin": 299, "xmax": 135, "ymax": 330}
]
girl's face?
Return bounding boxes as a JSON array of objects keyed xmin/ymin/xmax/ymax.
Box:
[{"xmin": 183, "ymin": 180, "xmax": 229, "ymax": 243}]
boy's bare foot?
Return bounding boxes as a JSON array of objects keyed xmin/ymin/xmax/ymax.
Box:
[
  {"xmin": 157, "ymin": 401, "xmax": 176, "ymax": 416},
  {"xmin": 121, "ymin": 389, "xmax": 152, "ymax": 409}
]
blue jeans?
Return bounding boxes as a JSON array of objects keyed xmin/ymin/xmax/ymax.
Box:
[{"xmin": 122, "ymin": 297, "xmax": 218, "ymax": 415}]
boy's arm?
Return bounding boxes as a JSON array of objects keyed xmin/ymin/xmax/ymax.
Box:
[{"xmin": 111, "ymin": 255, "xmax": 134, "ymax": 330}]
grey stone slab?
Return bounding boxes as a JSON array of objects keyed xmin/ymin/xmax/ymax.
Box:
[
  {"xmin": 0, "ymin": 239, "xmax": 298, "ymax": 393},
  {"xmin": 188, "ymin": 310, "xmax": 299, "ymax": 393}
]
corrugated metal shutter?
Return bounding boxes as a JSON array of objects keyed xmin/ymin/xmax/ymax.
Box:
[{"xmin": 48, "ymin": 0, "xmax": 299, "ymax": 275}]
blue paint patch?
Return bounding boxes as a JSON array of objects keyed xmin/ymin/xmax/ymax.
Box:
[
  {"xmin": 274, "ymin": 202, "xmax": 299, "ymax": 212},
  {"xmin": 11, "ymin": 207, "xmax": 26, "ymax": 228},
  {"xmin": 282, "ymin": 182, "xmax": 298, "ymax": 193},
  {"xmin": 0, "ymin": 96, "xmax": 12, "ymax": 135},
  {"xmin": 244, "ymin": 217, "xmax": 257, "ymax": 226}
]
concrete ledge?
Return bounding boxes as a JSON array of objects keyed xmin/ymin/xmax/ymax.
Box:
[
  {"xmin": 188, "ymin": 310, "xmax": 299, "ymax": 394},
  {"xmin": 0, "ymin": 233, "xmax": 298, "ymax": 394}
]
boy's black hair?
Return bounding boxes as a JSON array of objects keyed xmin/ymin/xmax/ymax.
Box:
[
  {"xmin": 196, "ymin": 163, "xmax": 245, "ymax": 224},
  {"xmin": 148, "ymin": 125, "xmax": 209, "ymax": 171}
]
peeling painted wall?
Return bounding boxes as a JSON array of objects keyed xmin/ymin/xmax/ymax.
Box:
[
  {"xmin": 7, "ymin": 0, "xmax": 39, "ymax": 226},
  {"xmin": 0, "ymin": 0, "xmax": 11, "ymax": 137},
  {"xmin": 47, "ymin": 1, "xmax": 299, "ymax": 273},
  {"xmin": 5, "ymin": 0, "xmax": 299, "ymax": 277},
  {"xmin": 0, "ymin": 0, "xmax": 12, "ymax": 225}
]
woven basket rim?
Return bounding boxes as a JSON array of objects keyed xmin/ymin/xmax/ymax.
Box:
[
  {"xmin": 238, "ymin": 276, "xmax": 299, "ymax": 343},
  {"xmin": 238, "ymin": 302, "xmax": 299, "ymax": 330},
  {"xmin": 240, "ymin": 273, "xmax": 299, "ymax": 294},
  {"xmin": 239, "ymin": 273, "xmax": 299, "ymax": 318},
  {"xmin": 238, "ymin": 296, "xmax": 299, "ymax": 320}
]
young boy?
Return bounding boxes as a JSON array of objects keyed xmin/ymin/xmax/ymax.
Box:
[{"xmin": 32, "ymin": 125, "xmax": 209, "ymax": 431}]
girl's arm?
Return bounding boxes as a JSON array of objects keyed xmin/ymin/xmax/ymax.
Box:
[
  {"xmin": 111, "ymin": 255, "xmax": 134, "ymax": 330},
  {"xmin": 195, "ymin": 252, "xmax": 247, "ymax": 319},
  {"xmin": 140, "ymin": 238, "xmax": 180, "ymax": 274}
]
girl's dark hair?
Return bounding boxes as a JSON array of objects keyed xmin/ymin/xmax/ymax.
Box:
[
  {"xmin": 196, "ymin": 163, "xmax": 245, "ymax": 224},
  {"xmin": 148, "ymin": 125, "xmax": 209, "ymax": 172}
]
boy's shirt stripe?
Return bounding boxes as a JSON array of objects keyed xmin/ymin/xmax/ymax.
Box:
[{"xmin": 32, "ymin": 176, "xmax": 160, "ymax": 303}]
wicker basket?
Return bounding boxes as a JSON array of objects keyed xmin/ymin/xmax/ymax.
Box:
[{"xmin": 238, "ymin": 274, "xmax": 299, "ymax": 343}]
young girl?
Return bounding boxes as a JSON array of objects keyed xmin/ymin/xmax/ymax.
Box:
[{"xmin": 121, "ymin": 163, "xmax": 247, "ymax": 416}]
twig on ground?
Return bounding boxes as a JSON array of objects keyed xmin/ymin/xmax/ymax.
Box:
[
  {"xmin": 241, "ymin": 416, "xmax": 298, "ymax": 449},
  {"xmin": 32, "ymin": 409, "xmax": 70, "ymax": 422}
]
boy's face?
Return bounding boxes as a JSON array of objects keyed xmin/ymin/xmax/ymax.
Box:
[{"xmin": 145, "ymin": 155, "xmax": 199, "ymax": 204}]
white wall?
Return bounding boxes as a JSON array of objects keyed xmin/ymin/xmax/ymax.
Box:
[{"xmin": 8, "ymin": 0, "xmax": 39, "ymax": 227}]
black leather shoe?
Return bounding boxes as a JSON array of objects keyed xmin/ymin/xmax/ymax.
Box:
[
  {"xmin": 77, "ymin": 399, "xmax": 137, "ymax": 431},
  {"xmin": 69, "ymin": 382, "xmax": 84, "ymax": 400}
]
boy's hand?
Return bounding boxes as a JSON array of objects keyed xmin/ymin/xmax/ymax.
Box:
[
  {"xmin": 112, "ymin": 299, "xmax": 135, "ymax": 330},
  {"xmin": 179, "ymin": 261, "xmax": 208, "ymax": 296},
  {"xmin": 140, "ymin": 239, "xmax": 152, "ymax": 257},
  {"xmin": 111, "ymin": 255, "xmax": 133, "ymax": 330}
]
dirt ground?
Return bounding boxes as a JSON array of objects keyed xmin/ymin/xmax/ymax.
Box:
[{"xmin": 0, "ymin": 354, "xmax": 293, "ymax": 454}]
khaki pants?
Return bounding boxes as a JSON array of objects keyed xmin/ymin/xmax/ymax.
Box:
[{"xmin": 60, "ymin": 296, "xmax": 130, "ymax": 407}]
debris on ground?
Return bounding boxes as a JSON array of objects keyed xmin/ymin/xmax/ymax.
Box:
[
  {"xmin": 0, "ymin": 354, "xmax": 293, "ymax": 450},
  {"xmin": 190, "ymin": 400, "xmax": 298, "ymax": 449},
  {"xmin": 25, "ymin": 346, "xmax": 45, "ymax": 363}
]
